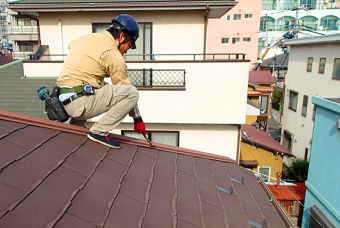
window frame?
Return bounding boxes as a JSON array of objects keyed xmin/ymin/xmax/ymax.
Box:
[
  {"xmin": 232, "ymin": 37, "xmax": 240, "ymax": 44},
  {"xmin": 233, "ymin": 14, "xmax": 241, "ymax": 21},
  {"xmin": 301, "ymin": 95, "xmax": 308, "ymax": 117},
  {"xmin": 333, "ymin": 58, "xmax": 340, "ymax": 80},
  {"xmin": 226, "ymin": 15, "xmax": 231, "ymax": 20},
  {"xmin": 245, "ymin": 14, "xmax": 253, "ymax": 19},
  {"xmin": 243, "ymin": 37, "xmax": 251, "ymax": 42},
  {"xmin": 258, "ymin": 166, "xmax": 271, "ymax": 182},
  {"xmin": 307, "ymin": 57, "xmax": 313, "ymax": 72},
  {"xmin": 121, "ymin": 130, "xmax": 180, "ymax": 147},
  {"xmin": 289, "ymin": 90, "xmax": 298, "ymax": 111},
  {"xmin": 221, "ymin": 37, "xmax": 229, "ymax": 44},
  {"xmin": 318, "ymin": 57, "xmax": 326, "ymax": 74}
]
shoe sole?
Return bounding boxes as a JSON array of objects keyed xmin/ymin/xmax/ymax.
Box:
[{"xmin": 87, "ymin": 134, "xmax": 122, "ymax": 149}]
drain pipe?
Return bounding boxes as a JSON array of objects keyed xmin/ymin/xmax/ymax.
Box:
[
  {"xmin": 203, "ymin": 5, "xmax": 210, "ymax": 60},
  {"xmin": 58, "ymin": 20, "xmax": 64, "ymax": 60}
]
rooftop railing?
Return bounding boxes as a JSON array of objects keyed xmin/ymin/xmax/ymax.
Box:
[{"xmin": 29, "ymin": 53, "xmax": 247, "ymax": 61}]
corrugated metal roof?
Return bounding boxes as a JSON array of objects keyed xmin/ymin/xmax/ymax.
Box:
[
  {"xmin": 0, "ymin": 110, "xmax": 294, "ymax": 227},
  {"xmin": 267, "ymin": 183, "xmax": 306, "ymax": 201},
  {"xmin": 0, "ymin": 61, "xmax": 56, "ymax": 119}
]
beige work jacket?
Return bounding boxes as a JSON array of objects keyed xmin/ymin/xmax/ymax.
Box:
[{"xmin": 56, "ymin": 31, "xmax": 139, "ymax": 117}]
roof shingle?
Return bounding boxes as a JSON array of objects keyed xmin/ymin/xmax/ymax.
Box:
[{"xmin": 0, "ymin": 110, "xmax": 294, "ymax": 227}]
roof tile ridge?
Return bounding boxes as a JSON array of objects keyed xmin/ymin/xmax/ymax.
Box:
[
  {"xmin": 0, "ymin": 110, "xmax": 89, "ymax": 136},
  {"xmin": 209, "ymin": 160, "xmax": 230, "ymax": 228},
  {"xmin": 172, "ymin": 153, "xmax": 178, "ymax": 228},
  {"xmin": 102, "ymin": 145, "xmax": 138, "ymax": 227},
  {"xmin": 193, "ymin": 160, "xmax": 206, "ymax": 228},
  {"xmin": 139, "ymin": 149, "xmax": 159, "ymax": 227}
]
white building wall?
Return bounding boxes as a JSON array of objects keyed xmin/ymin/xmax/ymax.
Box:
[
  {"xmin": 114, "ymin": 123, "xmax": 240, "ymax": 160},
  {"xmin": 282, "ymin": 39, "xmax": 340, "ymax": 159},
  {"xmin": 39, "ymin": 11, "xmax": 205, "ymax": 57}
]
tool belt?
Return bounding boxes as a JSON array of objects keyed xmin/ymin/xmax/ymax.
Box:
[
  {"xmin": 44, "ymin": 86, "xmax": 70, "ymax": 122},
  {"xmin": 60, "ymin": 85, "xmax": 94, "ymax": 105}
]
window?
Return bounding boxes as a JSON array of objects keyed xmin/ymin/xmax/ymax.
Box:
[
  {"xmin": 122, "ymin": 131, "xmax": 179, "ymax": 146},
  {"xmin": 221, "ymin": 38, "xmax": 229, "ymax": 44},
  {"xmin": 232, "ymin": 38, "xmax": 240, "ymax": 44},
  {"xmin": 307, "ymin": 57, "xmax": 313, "ymax": 72},
  {"xmin": 283, "ymin": 130, "xmax": 292, "ymax": 152},
  {"xmin": 92, "ymin": 22, "xmax": 152, "ymax": 61},
  {"xmin": 318, "ymin": 58, "xmax": 326, "ymax": 74},
  {"xmin": 258, "ymin": 167, "xmax": 271, "ymax": 182},
  {"xmin": 312, "ymin": 104, "xmax": 316, "ymax": 121},
  {"xmin": 226, "ymin": 15, "xmax": 231, "ymax": 20},
  {"xmin": 245, "ymin": 14, "xmax": 253, "ymax": 19},
  {"xmin": 243, "ymin": 37, "xmax": 251, "ymax": 42},
  {"xmin": 259, "ymin": 95, "xmax": 268, "ymax": 112},
  {"xmin": 304, "ymin": 148, "xmax": 309, "ymax": 161},
  {"xmin": 289, "ymin": 91, "xmax": 298, "ymax": 111},
  {"xmin": 18, "ymin": 41, "xmax": 35, "ymax": 52},
  {"xmin": 333, "ymin": 58, "xmax": 340, "ymax": 80},
  {"xmin": 17, "ymin": 18, "xmax": 31, "ymax": 26},
  {"xmin": 233, "ymin": 14, "xmax": 241, "ymax": 20},
  {"xmin": 302, "ymin": 95, "xmax": 308, "ymax": 117}
]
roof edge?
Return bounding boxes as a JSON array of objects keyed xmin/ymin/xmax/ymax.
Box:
[{"xmin": 0, "ymin": 110, "xmax": 236, "ymax": 163}]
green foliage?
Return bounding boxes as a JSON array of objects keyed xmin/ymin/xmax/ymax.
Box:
[
  {"xmin": 282, "ymin": 158, "xmax": 309, "ymax": 182},
  {"xmin": 272, "ymin": 86, "xmax": 283, "ymax": 104}
]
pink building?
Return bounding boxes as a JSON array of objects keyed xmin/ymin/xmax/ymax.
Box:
[{"xmin": 207, "ymin": 0, "xmax": 262, "ymax": 70}]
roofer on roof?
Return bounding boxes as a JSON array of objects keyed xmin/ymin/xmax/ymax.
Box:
[{"xmin": 56, "ymin": 14, "xmax": 145, "ymax": 149}]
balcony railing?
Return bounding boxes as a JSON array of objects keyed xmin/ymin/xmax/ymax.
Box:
[
  {"xmin": 12, "ymin": 51, "xmax": 34, "ymax": 59},
  {"xmin": 29, "ymin": 53, "xmax": 247, "ymax": 61},
  {"xmin": 262, "ymin": 2, "xmax": 340, "ymax": 10},
  {"xmin": 9, "ymin": 26, "xmax": 37, "ymax": 34},
  {"xmin": 128, "ymin": 69, "xmax": 185, "ymax": 88}
]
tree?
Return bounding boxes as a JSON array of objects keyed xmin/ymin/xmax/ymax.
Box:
[
  {"xmin": 272, "ymin": 86, "xmax": 283, "ymax": 104},
  {"xmin": 282, "ymin": 158, "xmax": 309, "ymax": 182}
]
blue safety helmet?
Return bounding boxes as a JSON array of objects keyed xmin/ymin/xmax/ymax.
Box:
[{"xmin": 111, "ymin": 14, "xmax": 139, "ymax": 49}]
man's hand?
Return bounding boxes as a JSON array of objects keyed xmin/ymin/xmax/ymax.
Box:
[{"xmin": 134, "ymin": 116, "xmax": 146, "ymax": 135}]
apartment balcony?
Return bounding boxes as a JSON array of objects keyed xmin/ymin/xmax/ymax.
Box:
[
  {"xmin": 9, "ymin": 25, "xmax": 38, "ymax": 41},
  {"xmin": 12, "ymin": 51, "xmax": 33, "ymax": 59},
  {"xmin": 261, "ymin": 2, "xmax": 340, "ymax": 10}
]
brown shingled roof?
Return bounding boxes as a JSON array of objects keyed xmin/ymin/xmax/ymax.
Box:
[
  {"xmin": 241, "ymin": 124, "xmax": 294, "ymax": 157},
  {"xmin": 0, "ymin": 110, "xmax": 294, "ymax": 227},
  {"xmin": 249, "ymin": 71, "xmax": 277, "ymax": 84}
]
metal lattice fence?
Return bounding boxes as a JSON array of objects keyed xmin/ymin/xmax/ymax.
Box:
[{"xmin": 128, "ymin": 69, "xmax": 185, "ymax": 87}]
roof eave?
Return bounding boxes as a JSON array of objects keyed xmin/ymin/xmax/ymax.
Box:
[
  {"xmin": 9, "ymin": 1, "xmax": 237, "ymax": 18},
  {"xmin": 241, "ymin": 138, "xmax": 295, "ymax": 157}
]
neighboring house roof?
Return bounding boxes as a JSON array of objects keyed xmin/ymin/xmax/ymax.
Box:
[
  {"xmin": 0, "ymin": 110, "xmax": 294, "ymax": 227},
  {"xmin": 0, "ymin": 55, "xmax": 14, "ymax": 66},
  {"xmin": 241, "ymin": 124, "xmax": 294, "ymax": 157},
  {"xmin": 284, "ymin": 33, "xmax": 340, "ymax": 46},
  {"xmin": 0, "ymin": 60, "xmax": 55, "ymax": 119},
  {"xmin": 249, "ymin": 71, "xmax": 277, "ymax": 84},
  {"xmin": 267, "ymin": 183, "xmax": 306, "ymax": 201},
  {"xmin": 9, "ymin": 0, "xmax": 237, "ymax": 18},
  {"xmin": 262, "ymin": 53, "xmax": 289, "ymax": 68}
]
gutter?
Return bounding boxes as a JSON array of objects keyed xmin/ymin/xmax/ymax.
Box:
[{"xmin": 203, "ymin": 5, "xmax": 209, "ymax": 60}]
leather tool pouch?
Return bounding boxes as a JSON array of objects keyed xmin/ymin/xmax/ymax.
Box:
[{"xmin": 45, "ymin": 86, "xmax": 69, "ymax": 122}]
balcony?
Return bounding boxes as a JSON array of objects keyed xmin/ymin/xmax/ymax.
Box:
[
  {"xmin": 9, "ymin": 26, "xmax": 37, "ymax": 34},
  {"xmin": 261, "ymin": 2, "xmax": 340, "ymax": 10}
]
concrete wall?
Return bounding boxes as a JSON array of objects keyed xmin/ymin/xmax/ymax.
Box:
[
  {"xmin": 281, "ymin": 42, "xmax": 340, "ymax": 159},
  {"xmin": 39, "ymin": 11, "xmax": 205, "ymax": 57},
  {"xmin": 207, "ymin": 0, "xmax": 262, "ymax": 70},
  {"xmin": 302, "ymin": 97, "xmax": 340, "ymax": 228}
]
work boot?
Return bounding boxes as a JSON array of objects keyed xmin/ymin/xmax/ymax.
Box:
[{"xmin": 87, "ymin": 132, "xmax": 121, "ymax": 149}]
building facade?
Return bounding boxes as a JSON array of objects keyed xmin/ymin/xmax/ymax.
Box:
[
  {"xmin": 9, "ymin": 1, "xmax": 251, "ymax": 160},
  {"xmin": 281, "ymin": 34, "xmax": 340, "ymax": 159},
  {"xmin": 302, "ymin": 96, "xmax": 340, "ymax": 228},
  {"xmin": 207, "ymin": 0, "xmax": 262, "ymax": 70},
  {"xmin": 259, "ymin": 0, "xmax": 340, "ymax": 61}
]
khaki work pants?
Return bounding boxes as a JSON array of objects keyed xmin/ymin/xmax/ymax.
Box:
[{"xmin": 64, "ymin": 84, "xmax": 139, "ymax": 136}]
